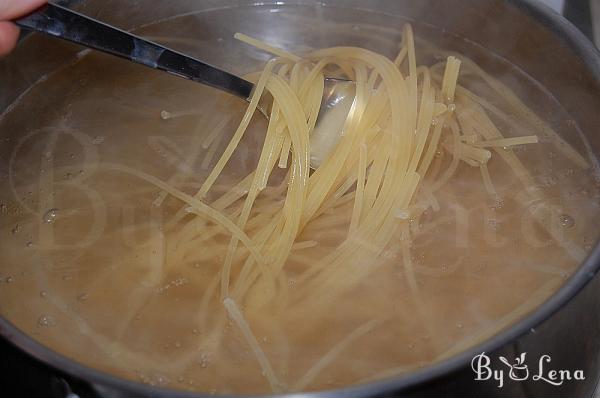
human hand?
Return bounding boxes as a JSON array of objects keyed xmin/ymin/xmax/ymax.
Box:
[{"xmin": 0, "ymin": 0, "xmax": 47, "ymax": 56}]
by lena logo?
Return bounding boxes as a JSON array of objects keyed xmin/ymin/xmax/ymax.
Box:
[
  {"xmin": 471, "ymin": 352, "xmax": 585, "ymax": 388},
  {"xmin": 498, "ymin": 353, "xmax": 529, "ymax": 381}
]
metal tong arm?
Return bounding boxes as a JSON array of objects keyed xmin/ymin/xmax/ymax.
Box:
[{"xmin": 15, "ymin": 3, "xmax": 254, "ymax": 99}]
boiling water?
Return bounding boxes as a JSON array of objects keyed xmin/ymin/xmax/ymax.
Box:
[{"xmin": 0, "ymin": 4, "xmax": 600, "ymax": 394}]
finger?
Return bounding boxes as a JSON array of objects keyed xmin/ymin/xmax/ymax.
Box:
[
  {"xmin": 0, "ymin": 0, "xmax": 47, "ymax": 20},
  {"xmin": 0, "ymin": 21, "xmax": 19, "ymax": 57}
]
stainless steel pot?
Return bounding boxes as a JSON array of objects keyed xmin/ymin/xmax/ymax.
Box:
[{"xmin": 1, "ymin": 1, "xmax": 600, "ymax": 397}]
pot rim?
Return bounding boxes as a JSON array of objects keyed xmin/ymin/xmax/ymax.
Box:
[{"xmin": 2, "ymin": 0, "xmax": 600, "ymax": 397}]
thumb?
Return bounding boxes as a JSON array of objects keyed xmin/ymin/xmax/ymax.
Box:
[
  {"xmin": 0, "ymin": 21, "xmax": 19, "ymax": 56},
  {"xmin": 0, "ymin": 0, "xmax": 47, "ymax": 20}
]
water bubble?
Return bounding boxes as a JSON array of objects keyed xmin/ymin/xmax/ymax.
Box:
[
  {"xmin": 135, "ymin": 370, "xmax": 144, "ymax": 380},
  {"xmin": 11, "ymin": 224, "xmax": 20, "ymax": 234},
  {"xmin": 487, "ymin": 219, "xmax": 500, "ymax": 230},
  {"xmin": 0, "ymin": 203, "xmax": 6, "ymax": 213},
  {"xmin": 40, "ymin": 291, "xmax": 48, "ymax": 298},
  {"xmin": 491, "ymin": 197, "xmax": 505, "ymax": 210},
  {"xmin": 5, "ymin": 276, "xmax": 13, "ymax": 283},
  {"xmin": 155, "ymin": 375, "xmax": 169, "ymax": 386},
  {"xmin": 160, "ymin": 110, "xmax": 172, "ymax": 120},
  {"xmin": 174, "ymin": 341, "xmax": 182, "ymax": 348},
  {"xmin": 559, "ymin": 214, "xmax": 575, "ymax": 228},
  {"xmin": 395, "ymin": 209, "xmax": 410, "ymax": 220},
  {"xmin": 351, "ymin": 25, "xmax": 360, "ymax": 32},
  {"xmin": 26, "ymin": 241, "xmax": 33, "ymax": 248},
  {"xmin": 177, "ymin": 376, "xmax": 185, "ymax": 383},
  {"xmin": 383, "ymin": 250, "xmax": 396, "ymax": 259},
  {"xmin": 157, "ymin": 277, "xmax": 189, "ymax": 293},
  {"xmin": 37, "ymin": 315, "xmax": 55, "ymax": 327},
  {"xmin": 538, "ymin": 175, "xmax": 557, "ymax": 188},
  {"xmin": 584, "ymin": 244, "xmax": 593, "ymax": 251},
  {"xmin": 447, "ymin": 103, "xmax": 456, "ymax": 112},
  {"xmin": 62, "ymin": 275, "xmax": 73, "ymax": 281},
  {"xmin": 91, "ymin": 136, "xmax": 105, "ymax": 145},
  {"xmin": 43, "ymin": 208, "xmax": 59, "ymax": 223},
  {"xmin": 192, "ymin": 328, "xmax": 200, "ymax": 334},
  {"xmin": 456, "ymin": 323, "xmax": 464, "ymax": 329},
  {"xmin": 198, "ymin": 353, "xmax": 210, "ymax": 368},
  {"xmin": 77, "ymin": 293, "xmax": 88, "ymax": 302}
]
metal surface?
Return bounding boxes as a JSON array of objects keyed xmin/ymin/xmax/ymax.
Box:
[
  {"xmin": 310, "ymin": 79, "xmax": 355, "ymax": 168},
  {"xmin": 1, "ymin": 0, "xmax": 600, "ymax": 397},
  {"xmin": 15, "ymin": 2, "xmax": 254, "ymax": 99}
]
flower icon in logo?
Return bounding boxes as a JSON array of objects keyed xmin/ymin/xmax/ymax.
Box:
[{"xmin": 499, "ymin": 353, "xmax": 529, "ymax": 381}]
